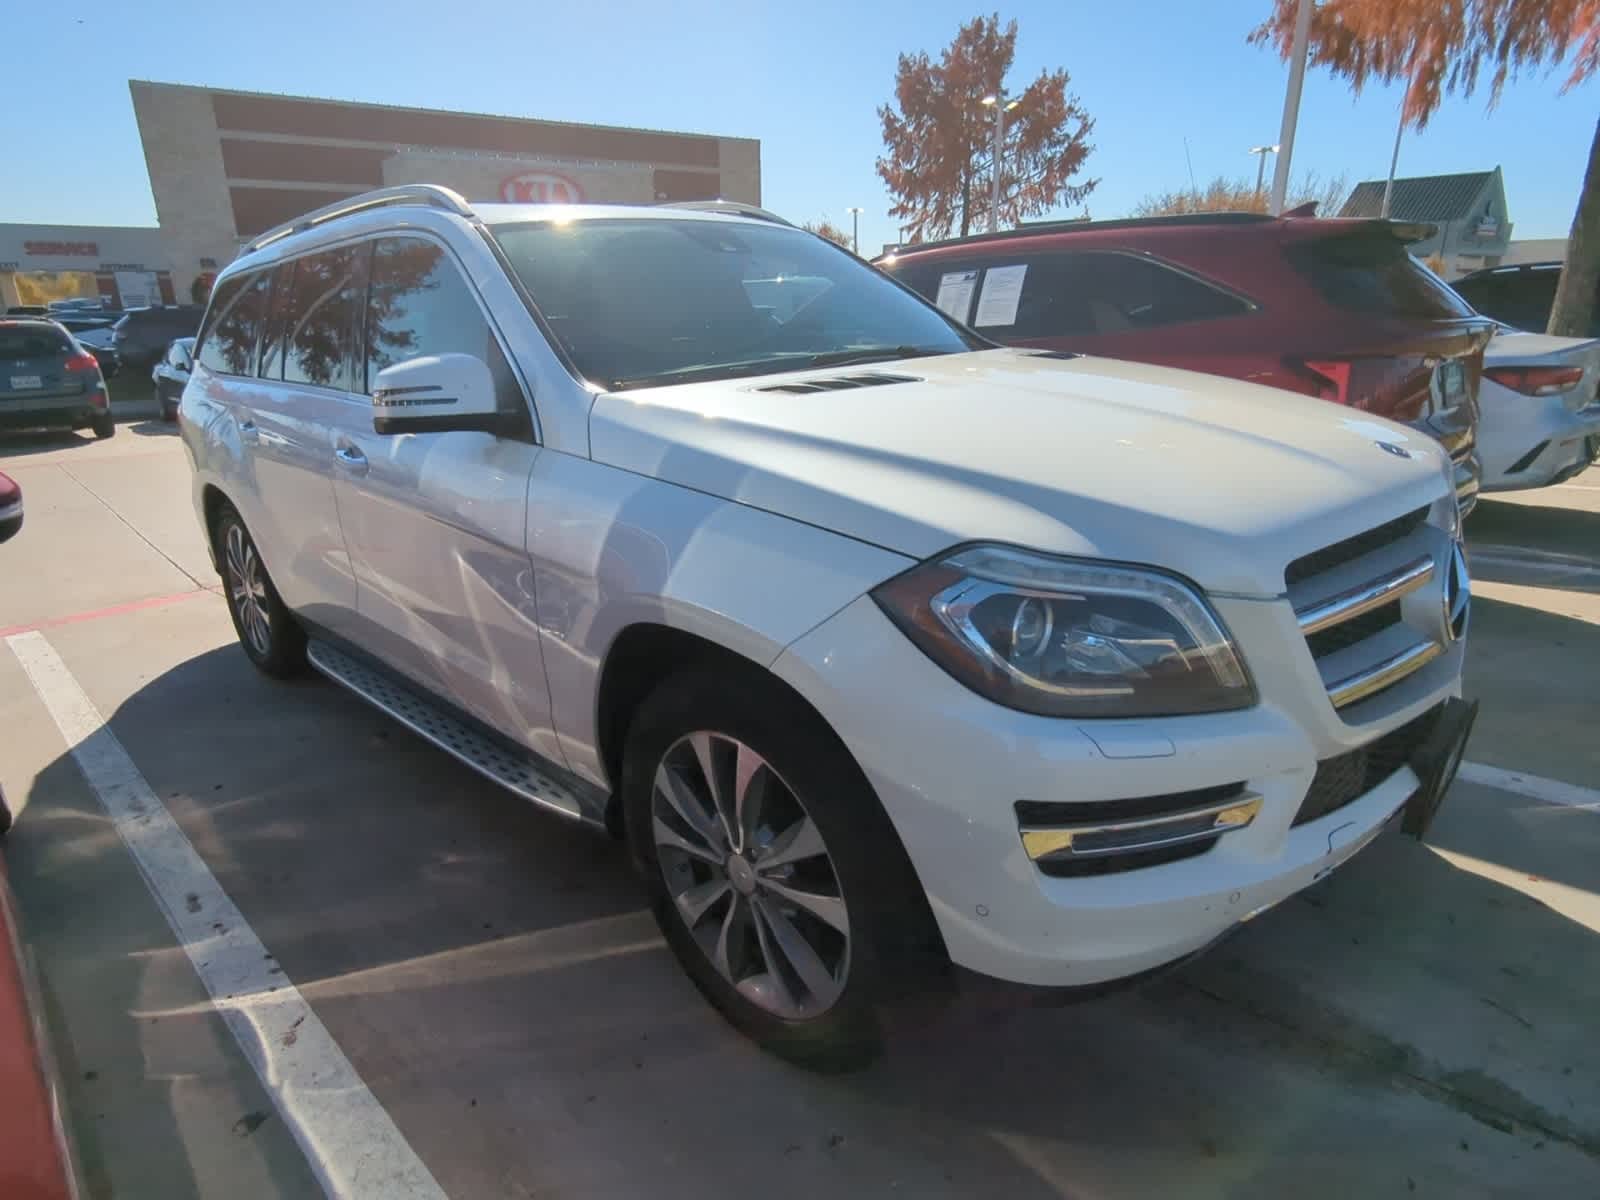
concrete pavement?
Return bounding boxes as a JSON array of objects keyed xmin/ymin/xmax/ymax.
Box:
[{"xmin": 1, "ymin": 427, "xmax": 1597, "ymax": 1198}]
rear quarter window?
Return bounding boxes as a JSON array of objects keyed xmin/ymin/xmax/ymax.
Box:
[
  {"xmin": 196, "ymin": 273, "xmax": 271, "ymax": 376},
  {"xmin": 1290, "ymin": 234, "xmax": 1474, "ymax": 320}
]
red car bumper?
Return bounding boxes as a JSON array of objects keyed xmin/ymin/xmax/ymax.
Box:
[{"xmin": 0, "ymin": 858, "xmax": 80, "ymax": 1200}]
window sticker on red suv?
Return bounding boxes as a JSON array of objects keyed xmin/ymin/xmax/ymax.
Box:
[
  {"xmin": 974, "ymin": 264, "xmax": 1027, "ymax": 326},
  {"xmin": 934, "ymin": 270, "xmax": 979, "ymax": 322}
]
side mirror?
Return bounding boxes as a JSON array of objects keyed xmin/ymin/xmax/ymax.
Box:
[{"xmin": 372, "ymin": 353, "xmax": 503, "ymax": 436}]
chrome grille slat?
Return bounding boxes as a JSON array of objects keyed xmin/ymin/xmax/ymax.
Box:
[
  {"xmin": 1285, "ymin": 507, "xmax": 1456, "ymax": 717},
  {"xmin": 1325, "ymin": 639, "xmax": 1444, "ymax": 709},
  {"xmin": 1296, "ymin": 556, "xmax": 1433, "ymax": 635}
]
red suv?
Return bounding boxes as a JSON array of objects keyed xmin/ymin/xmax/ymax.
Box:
[{"xmin": 878, "ymin": 211, "xmax": 1492, "ymax": 513}]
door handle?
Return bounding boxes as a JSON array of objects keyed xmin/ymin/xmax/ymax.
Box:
[
  {"xmin": 334, "ymin": 445, "xmax": 369, "ymax": 475},
  {"xmin": 238, "ymin": 419, "xmax": 259, "ymax": 444}
]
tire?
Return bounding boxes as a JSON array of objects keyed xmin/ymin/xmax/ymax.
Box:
[
  {"xmin": 161, "ymin": 400, "xmax": 178, "ymax": 423},
  {"xmin": 212, "ymin": 504, "xmax": 306, "ymax": 678},
  {"xmin": 91, "ymin": 413, "xmax": 115, "ymax": 439},
  {"xmin": 622, "ymin": 664, "xmax": 946, "ymax": 1071}
]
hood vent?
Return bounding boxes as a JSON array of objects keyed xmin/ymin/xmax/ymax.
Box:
[{"xmin": 757, "ymin": 371, "xmax": 920, "ymax": 395}]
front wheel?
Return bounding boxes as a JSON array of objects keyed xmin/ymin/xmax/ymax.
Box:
[
  {"xmin": 623, "ymin": 665, "xmax": 946, "ymax": 1071},
  {"xmin": 213, "ymin": 505, "xmax": 306, "ymax": 678}
]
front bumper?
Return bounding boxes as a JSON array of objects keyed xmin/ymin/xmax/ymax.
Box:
[
  {"xmin": 774, "ymin": 590, "xmax": 1463, "ymax": 988},
  {"xmin": 1480, "ymin": 398, "xmax": 1600, "ymax": 491}
]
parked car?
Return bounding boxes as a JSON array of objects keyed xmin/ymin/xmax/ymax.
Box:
[
  {"xmin": 51, "ymin": 316, "xmax": 122, "ymax": 378},
  {"xmin": 0, "ymin": 471, "xmax": 20, "ymax": 543},
  {"xmin": 111, "ymin": 305, "xmax": 203, "ymax": 369},
  {"xmin": 1452, "ymin": 261, "xmax": 1598, "ymax": 337},
  {"xmin": 0, "ymin": 851, "xmax": 82, "ymax": 1200},
  {"xmin": 0, "ymin": 318, "xmax": 114, "ymax": 439},
  {"xmin": 878, "ymin": 211, "xmax": 1493, "ymax": 515},
  {"xmin": 152, "ymin": 337, "xmax": 194, "ymax": 420},
  {"xmin": 184, "ymin": 186, "xmax": 1474, "ymax": 1069},
  {"xmin": 1476, "ymin": 328, "xmax": 1600, "ymax": 490},
  {"xmin": 47, "ymin": 297, "xmax": 109, "ymax": 313}
]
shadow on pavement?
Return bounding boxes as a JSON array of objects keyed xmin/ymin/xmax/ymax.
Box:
[
  {"xmin": 1468, "ymin": 496, "xmax": 1600, "ymax": 579},
  {"xmin": 8, "ymin": 642, "xmax": 1600, "ymax": 1198},
  {"xmin": 0, "ymin": 430, "xmax": 95, "ymax": 458},
  {"xmin": 1464, "ymin": 594, "xmax": 1600, "ymax": 786}
]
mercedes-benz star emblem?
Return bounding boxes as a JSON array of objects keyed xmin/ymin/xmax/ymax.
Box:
[
  {"xmin": 1375, "ymin": 441, "xmax": 1413, "ymax": 459},
  {"xmin": 1442, "ymin": 542, "xmax": 1471, "ymax": 643}
]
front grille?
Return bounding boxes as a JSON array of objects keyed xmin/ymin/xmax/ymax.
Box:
[
  {"xmin": 1287, "ymin": 505, "xmax": 1451, "ymax": 715},
  {"xmin": 1304, "ymin": 599, "xmax": 1402, "ymax": 659},
  {"xmin": 1292, "ymin": 703, "xmax": 1443, "ymax": 826},
  {"xmin": 1285, "ymin": 506, "xmax": 1428, "ymax": 586}
]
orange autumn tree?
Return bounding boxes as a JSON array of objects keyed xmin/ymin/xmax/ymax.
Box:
[
  {"xmin": 1251, "ymin": 0, "xmax": 1600, "ymax": 335},
  {"xmin": 802, "ymin": 219, "xmax": 854, "ymax": 250},
  {"xmin": 877, "ymin": 14, "xmax": 1097, "ymax": 241}
]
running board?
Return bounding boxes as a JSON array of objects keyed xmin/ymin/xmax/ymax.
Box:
[{"xmin": 305, "ymin": 640, "xmax": 606, "ymax": 827}]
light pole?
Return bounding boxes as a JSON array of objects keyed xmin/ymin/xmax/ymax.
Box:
[
  {"xmin": 1268, "ymin": 0, "xmax": 1312, "ymax": 215},
  {"xmin": 845, "ymin": 206, "xmax": 863, "ymax": 254},
  {"xmin": 1380, "ymin": 106, "xmax": 1406, "ymax": 218},
  {"xmin": 1249, "ymin": 144, "xmax": 1279, "ymax": 204},
  {"xmin": 981, "ymin": 93, "xmax": 1021, "ymax": 233}
]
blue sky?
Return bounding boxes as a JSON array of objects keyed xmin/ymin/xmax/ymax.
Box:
[{"xmin": 7, "ymin": 0, "xmax": 1596, "ymax": 254}]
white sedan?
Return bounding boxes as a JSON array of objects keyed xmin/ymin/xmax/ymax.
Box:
[{"xmin": 1478, "ymin": 328, "xmax": 1600, "ymax": 491}]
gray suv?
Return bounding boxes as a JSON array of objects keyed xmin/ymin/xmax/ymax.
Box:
[{"xmin": 0, "ymin": 319, "xmax": 115, "ymax": 439}]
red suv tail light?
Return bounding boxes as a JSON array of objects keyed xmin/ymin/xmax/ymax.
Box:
[
  {"xmin": 64, "ymin": 351, "xmax": 100, "ymax": 374},
  {"xmin": 1483, "ymin": 365, "xmax": 1584, "ymax": 396},
  {"xmin": 1292, "ymin": 356, "xmax": 1435, "ymax": 421}
]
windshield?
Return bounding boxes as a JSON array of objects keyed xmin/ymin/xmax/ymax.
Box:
[{"xmin": 491, "ymin": 217, "xmax": 978, "ymax": 390}]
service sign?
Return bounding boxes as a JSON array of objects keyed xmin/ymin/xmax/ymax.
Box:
[{"xmin": 499, "ymin": 172, "xmax": 585, "ymax": 204}]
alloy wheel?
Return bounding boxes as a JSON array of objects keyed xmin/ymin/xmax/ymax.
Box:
[
  {"xmin": 224, "ymin": 523, "xmax": 272, "ymax": 658},
  {"xmin": 651, "ymin": 731, "xmax": 850, "ymax": 1019}
]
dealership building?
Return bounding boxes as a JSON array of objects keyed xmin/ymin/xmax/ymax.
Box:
[{"xmin": 2, "ymin": 80, "xmax": 761, "ymax": 309}]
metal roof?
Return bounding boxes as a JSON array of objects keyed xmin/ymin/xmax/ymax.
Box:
[{"xmin": 1338, "ymin": 170, "xmax": 1495, "ymax": 222}]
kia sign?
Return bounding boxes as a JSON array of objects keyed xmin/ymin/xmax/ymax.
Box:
[{"xmin": 499, "ymin": 172, "xmax": 584, "ymax": 204}]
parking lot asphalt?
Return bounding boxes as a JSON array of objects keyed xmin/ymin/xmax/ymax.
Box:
[{"xmin": 1, "ymin": 409, "xmax": 1598, "ymax": 1199}]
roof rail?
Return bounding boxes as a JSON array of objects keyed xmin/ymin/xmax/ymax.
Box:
[
  {"xmin": 881, "ymin": 210, "xmax": 1280, "ymax": 257},
  {"xmin": 242, "ymin": 185, "xmax": 477, "ymax": 255},
  {"xmin": 659, "ymin": 199, "xmax": 795, "ymax": 227}
]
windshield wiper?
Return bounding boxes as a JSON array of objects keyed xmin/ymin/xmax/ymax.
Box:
[{"xmin": 801, "ymin": 345, "xmax": 957, "ymax": 369}]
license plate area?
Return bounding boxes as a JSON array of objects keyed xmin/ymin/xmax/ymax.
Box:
[{"xmin": 9, "ymin": 375, "xmax": 42, "ymax": 390}]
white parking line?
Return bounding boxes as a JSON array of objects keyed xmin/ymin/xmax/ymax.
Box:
[
  {"xmin": 6, "ymin": 630, "xmax": 448, "ymax": 1200},
  {"xmin": 1459, "ymin": 761, "xmax": 1600, "ymax": 810}
]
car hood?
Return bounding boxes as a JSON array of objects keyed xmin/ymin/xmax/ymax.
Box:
[{"xmin": 588, "ymin": 348, "xmax": 1451, "ymax": 597}]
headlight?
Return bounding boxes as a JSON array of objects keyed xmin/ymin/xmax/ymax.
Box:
[{"xmin": 872, "ymin": 545, "xmax": 1253, "ymax": 718}]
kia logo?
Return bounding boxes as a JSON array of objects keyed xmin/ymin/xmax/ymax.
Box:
[{"xmin": 499, "ymin": 172, "xmax": 585, "ymax": 204}]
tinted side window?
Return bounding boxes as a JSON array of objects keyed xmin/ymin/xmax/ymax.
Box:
[
  {"xmin": 889, "ymin": 251, "xmax": 1252, "ymax": 338},
  {"xmin": 363, "ymin": 237, "xmax": 524, "ymax": 415},
  {"xmin": 196, "ymin": 272, "xmax": 269, "ymax": 376},
  {"xmin": 272, "ymin": 246, "xmax": 364, "ymax": 390}
]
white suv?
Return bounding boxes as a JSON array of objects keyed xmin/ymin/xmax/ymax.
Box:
[{"xmin": 183, "ymin": 185, "xmax": 1475, "ymax": 1068}]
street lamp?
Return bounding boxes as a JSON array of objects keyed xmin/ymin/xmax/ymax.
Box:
[
  {"xmin": 845, "ymin": 206, "xmax": 863, "ymax": 254},
  {"xmin": 1248, "ymin": 144, "xmax": 1279, "ymax": 203},
  {"xmin": 981, "ymin": 93, "xmax": 1021, "ymax": 233}
]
